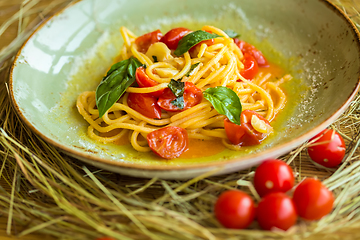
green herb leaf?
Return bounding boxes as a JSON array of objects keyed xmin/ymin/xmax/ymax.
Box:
[
  {"xmin": 174, "ymin": 30, "xmax": 221, "ymax": 56},
  {"xmin": 185, "ymin": 62, "xmax": 200, "ymax": 77},
  {"xmin": 203, "ymin": 86, "xmax": 242, "ymax": 125},
  {"xmin": 223, "ymin": 29, "xmax": 240, "ymax": 38},
  {"xmin": 168, "ymin": 79, "xmax": 185, "ymax": 98},
  {"xmin": 171, "ymin": 96, "xmax": 184, "ymax": 109},
  {"xmin": 96, "ymin": 57, "xmax": 142, "ymax": 118},
  {"xmin": 152, "ymin": 56, "xmax": 158, "ymax": 62}
]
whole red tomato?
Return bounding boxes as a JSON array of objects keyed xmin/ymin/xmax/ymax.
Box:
[
  {"xmin": 292, "ymin": 178, "xmax": 334, "ymax": 220},
  {"xmin": 135, "ymin": 29, "xmax": 163, "ymax": 53},
  {"xmin": 254, "ymin": 159, "xmax": 294, "ymax": 197},
  {"xmin": 127, "ymin": 93, "xmax": 161, "ymax": 119},
  {"xmin": 214, "ymin": 190, "xmax": 256, "ymax": 229},
  {"xmin": 147, "ymin": 126, "xmax": 188, "ymax": 159},
  {"xmin": 256, "ymin": 192, "xmax": 297, "ymax": 231},
  {"xmin": 307, "ymin": 129, "xmax": 346, "ymax": 168},
  {"xmin": 160, "ymin": 27, "xmax": 191, "ymax": 50}
]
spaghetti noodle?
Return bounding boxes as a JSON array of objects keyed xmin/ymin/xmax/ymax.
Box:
[{"xmin": 76, "ymin": 25, "xmax": 292, "ymax": 158}]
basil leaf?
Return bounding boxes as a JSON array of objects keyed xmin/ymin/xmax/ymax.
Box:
[
  {"xmin": 152, "ymin": 56, "xmax": 158, "ymax": 62},
  {"xmin": 223, "ymin": 29, "xmax": 240, "ymax": 38},
  {"xmin": 168, "ymin": 79, "xmax": 185, "ymax": 98},
  {"xmin": 171, "ymin": 96, "xmax": 184, "ymax": 109},
  {"xmin": 203, "ymin": 86, "xmax": 242, "ymax": 125},
  {"xmin": 174, "ymin": 30, "xmax": 221, "ymax": 56},
  {"xmin": 185, "ymin": 62, "xmax": 200, "ymax": 77},
  {"xmin": 96, "ymin": 57, "xmax": 142, "ymax": 118}
]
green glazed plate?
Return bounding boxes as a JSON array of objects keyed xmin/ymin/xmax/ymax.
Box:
[{"xmin": 10, "ymin": 0, "xmax": 360, "ymax": 179}]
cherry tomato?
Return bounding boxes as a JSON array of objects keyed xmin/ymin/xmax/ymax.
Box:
[
  {"xmin": 307, "ymin": 129, "xmax": 346, "ymax": 168},
  {"xmin": 293, "ymin": 178, "xmax": 334, "ymax": 220},
  {"xmin": 157, "ymin": 82, "xmax": 203, "ymax": 112},
  {"xmin": 135, "ymin": 66, "xmax": 164, "ymax": 97},
  {"xmin": 135, "ymin": 29, "xmax": 163, "ymax": 53},
  {"xmin": 224, "ymin": 110, "xmax": 271, "ymax": 146},
  {"xmin": 254, "ymin": 159, "xmax": 294, "ymax": 197},
  {"xmin": 257, "ymin": 192, "xmax": 297, "ymax": 231},
  {"xmin": 214, "ymin": 190, "xmax": 256, "ymax": 229},
  {"xmin": 240, "ymin": 53, "xmax": 259, "ymax": 80},
  {"xmin": 234, "ymin": 38, "xmax": 269, "ymax": 67},
  {"xmin": 127, "ymin": 93, "xmax": 161, "ymax": 119},
  {"xmin": 147, "ymin": 126, "xmax": 189, "ymax": 159},
  {"xmin": 160, "ymin": 27, "xmax": 191, "ymax": 50}
]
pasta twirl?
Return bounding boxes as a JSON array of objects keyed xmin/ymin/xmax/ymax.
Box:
[{"xmin": 76, "ymin": 25, "xmax": 291, "ymax": 158}]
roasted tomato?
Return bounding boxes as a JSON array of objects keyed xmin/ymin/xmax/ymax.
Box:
[
  {"xmin": 307, "ymin": 129, "xmax": 346, "ymax": 168},
  {"xmin": 160, "ymin": 27, "xmax": 191, "ymax": 50},
  {"xmin": 147, "ymin": 126, "xmax": 189, "ymax": 159},
  {"xmin": 127, "ymin": 93, "xmax": 161, "ymax": 119},
  {"xmin": 214, "ymin": 190, "xmax": 256, "ymax": 229},
  {"xmin": 135, "ymin": 29, "xmax": 163, "ymax": 53},
  {"xmin": 135, "ymin": 66, "xmax": 164, "ymax": 97},
  {"xmin": 234, "ymin": 38, "xmax": 269, "ymax": 67},
  {"xmin": 224, "ymin": 110, "xmax": 272, "ymax": 146},
  {"xmin": 240, "ymin": 53, "xmax": 259, "ymax": 80},
  {"xmin": 157, "ymin": 82, "xmax": 203, "ymax": 112}
]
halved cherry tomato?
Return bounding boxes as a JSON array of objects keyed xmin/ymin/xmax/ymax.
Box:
[
  {"xmin": 127, "ymin": 93, "xmax": 161, "ymax": 119},
  {"xmin": 234, "ymin": 38, "xmax": 269, "ymax": 67},
  {"xmin": 157, "ymin": 82, "xmax": 203, "ymax": 112},
  {"xmin": 135, "ymin": 66, "xmax": 164, "ymax": 97},
  {"xmin": 307, "ymin": 129, "xmax": 346, "ymax": 168},
  {"xmin": 293, "ymin": 178, "xmax": 334, "ymax": 220},
  {"xmin": 240, "ymin": 53, "xmax": 259, "ymax": 80},
  {"xmin": 257, "ymin": 192, "xmax": 297, "ymax": 231},
  {"xmin": 135, "ymin": 29, "xmax": 163, "ymax": 53},
  {"xmin": 254, "ymin": 159, "xmax": 295, "ymax": 197},
  {"xmin": 160, "ymin": 27, "xmax": 191, "ymax": 50},
  {"xmin": 214, "ymin": 190, "xmax": 256, "ymax": 229},
  {"xmin": 224, "ymin": 110, "xmax": 271, "ymax": 146},
  {"xmin": 147, "ymin": 126, "xmax": 189, "ymax": 159}
]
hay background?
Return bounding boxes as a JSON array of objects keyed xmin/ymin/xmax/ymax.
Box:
[{"xmin": 0, "ymin": 0, "xmax": 360, "ymax": 239}]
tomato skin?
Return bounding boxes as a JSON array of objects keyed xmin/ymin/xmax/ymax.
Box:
[
  {"xmin": 224, "ymin": 110, "xmax": 271, "ymax": 146},
  {"xmin": 135, "ymin": 29, "xmax": 163, "ymax": 53},
  {"xmin": 214, "ymin": 190, "xmax": 256, "ymax": 229},
  {"xmin": 135, "ymin": 66, "xmax": 164, "ymax": 97},
  {"xmin": 254, "ymin": 159, "xmax": 294, "ymax": 197},
  {"xmin": 307, "ymin": 129, "xmax": 346, "ymax": 168},
  {"xmin": 160, "ymin": 27, "xmax": 191, "ymax": 50},
  {"xmin": 257, "ymin": 192, "xmax": 297, "ymax": 231},
  {"xmin": 293, "ymin": 178, "xmax": 334, "ymax": 220},
  {"xmin": 157, "ymin": 82, "xmax": 203, "ymax": 112},
  {"xmin": 240, "ymin": 53, "xmax": 259, "ymax": 80},
  {"xmin": 234, "ymin": 38, "xmax": 269, "ymax": 67},
  {"xmin": 147, "ymin": 126, "xmax": 189, "ymax": 159},
  {"xmin": 127, "ymin": 93, "xmax": 162, "ymax": 119}
]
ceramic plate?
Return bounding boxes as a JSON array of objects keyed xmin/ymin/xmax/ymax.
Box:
[{"xmin": 10, "ymin": 0, "xmax": 360, "ymax": 179}]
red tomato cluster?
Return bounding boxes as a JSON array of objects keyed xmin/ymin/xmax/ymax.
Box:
[
  {"xmin": 224, "ymin": 110, "xmax": 272, "ymax": 146},
  {"xmin": 307, "ymin": 129, "xmax": 346, "ymax": 168},
  {"xmin": 214, "ymin": 159, "xmax": 334, "ymax": 231}
]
